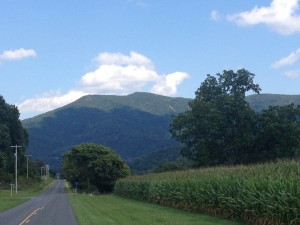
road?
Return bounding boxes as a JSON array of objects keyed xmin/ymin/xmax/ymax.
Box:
[{"xmin": 0, "ymin": 180, "xmax": 77, "ymax": 225}]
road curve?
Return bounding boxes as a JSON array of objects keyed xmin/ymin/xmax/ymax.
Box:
[{"xmin": 0, "ymin": 180, "xmax": 77, "ymax": 225}]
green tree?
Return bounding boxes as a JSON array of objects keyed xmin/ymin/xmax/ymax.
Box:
[
  {"xmin": 0, "ymin": 124, "xmax": 10, "ymax": 179},
  {"xmin": 170, "ymin": 69, "xmax": 261, "ymax": 166},
  {"xmin": 253, "ymin": 104, "xmax": 300, "ymax": 161},
  {"xmin": 171, "ymin": 69, "xmax": 300, "ymax": 166},
  {"xmin": 0, "ymin": 96, "xmax": 28, "ymax": 178},
  {"xmin": 62, "ymin": 143, "xmax": 131, "ymax": 193}
]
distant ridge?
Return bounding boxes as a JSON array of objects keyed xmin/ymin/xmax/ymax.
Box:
[
  {"xmin": 22, "ymin": 92, "xmax": 191, "ymax": 171},
  {"xmin": 66, "ymin": 92, "xmax": 190, "ymax": 115},
  {"xmin": 247, "ymin": 93, "xmax": 300, "ymax": 111},
  {"xmin": 23, "ymin": 92, "xmax": 190, "ymax": 126},
  {"xmin": 22, "ymin": 92, "xmax": 300, "ymax": 172}
]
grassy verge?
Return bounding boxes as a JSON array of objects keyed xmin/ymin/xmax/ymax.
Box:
[
  {"xmin": 0, "ymin": 177, "xmax": 53, "ymax": 212},
  {"xmin": 0, "ymin": 189, "xmax": 29, "ymax": 211},
  {"xmin": 70, "ymin": 193, "xmax": 243, "ymax": 225}
]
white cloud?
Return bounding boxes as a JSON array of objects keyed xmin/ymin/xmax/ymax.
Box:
[
  {"xmin": 272, "ymin": 48, "xmax": 300, "ymax": 68},
  {"xmin": 81, "ymin": 52, "xmax": 188, "ymax": 95},
  {"xmin": 18, "ymin": 90, "xmax": 87, "ymax": 114},
  {"xmin": 151, "ymin": 72, "xmax": 189, "ymax": 96},
  {"xmin": 227, "ymin": 0, "xmax": 300, "ymax": 35},
  {"xmin": 210, "ymin": 10, "xmax": 221, "ymax": 21},
  {"xmin": 80, "ymin": 64, "xmax": 158, "ymax": 94},
  {"xmin": 0, "ymin": 48, "xmax": 37, "ymax": 61},
  {"xmin": 18, "ymin": 51, "xmax": 189, "ymax": 118},
  {"xmin": 283, "ymin": 69, "xmax": 300, "ymax": 78},
  {"xmin": 94, "ymin": 51, "xmax": 154, "ymax": 69}
]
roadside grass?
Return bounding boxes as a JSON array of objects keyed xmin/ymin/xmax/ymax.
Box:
[
  {"xmin": 0, "ymin": 177, "xmax": 53, "ymax": 212},
  {"xmin": 70, "ymin": 193, "xmax": 243, "ymax": 225},
  {"xmin": 0, "ymin": 189, "xmax": 30, "ymax": 211}
]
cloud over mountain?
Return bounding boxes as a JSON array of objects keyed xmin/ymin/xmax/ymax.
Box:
[{"xmin": 18, "ymin": 51, "xmax": 188, "ymax": 118}]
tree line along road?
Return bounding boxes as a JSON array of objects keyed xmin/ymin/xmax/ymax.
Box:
[{"xmin": 0, "ymin": 180, "xmax": 77, "ymax": 225}]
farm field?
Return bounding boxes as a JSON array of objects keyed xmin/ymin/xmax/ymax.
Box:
[
  {"xmin": 70, "ymin": 193, "xmax": 243, "ymax": 225},
  {"xmin": 115, "ymin": 160, "xmax": 300, "ymax": 225}
]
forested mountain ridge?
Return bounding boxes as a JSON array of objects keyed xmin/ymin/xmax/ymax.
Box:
[
  {"xmin": 66, "ymin": 92, "xmax": 190, "ymax": 115},
  {"xmin": 22, "ymin": 92, "xmax": 191, "ymax": 171},
  {"xmin": 22, "ymin": 92, "xmax": 300, "ymax": 172},
  {"xmin": 23, "ymin": 92, "xmax": 189, "ymax": 127},
  {"xmin": 247, "ymin": 93, "xmax": 300, "ymax": 111}
]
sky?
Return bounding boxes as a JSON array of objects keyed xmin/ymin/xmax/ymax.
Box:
[{"xmin": 1, "ymin": 0, "xmax": 300, "ymax": 119}]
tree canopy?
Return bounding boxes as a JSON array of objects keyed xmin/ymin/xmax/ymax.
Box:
[
  {"xmin": 0, "ymin": 96, "xmax": 29, "ymax": 182},
  {"xmin": 62, "ymin": 143, "xmax": 131, "ymax": 193},
  {"xmin": 170, "ymin": 69, "xmax": 300, "ymax": 166}
]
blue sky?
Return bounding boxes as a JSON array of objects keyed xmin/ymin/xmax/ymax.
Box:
[{"xmin": 1, "ymin": 0, "xmax": 300, "ymax": 119}]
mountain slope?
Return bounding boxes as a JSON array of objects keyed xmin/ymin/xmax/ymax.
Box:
[
  {"xmin": 22, "ymin": 92, "xmax": 300, "ymax": 172},
  {"xmin": 65, "ymin": 92, "xmax": 189, "ymax": 115},
  {"xmin": 247, "ymin": 94, "xmax": 300, "ymax": 111},
  {"xmin": 22, "ymin": 92, "xmax": 191, "ymax": 171}
]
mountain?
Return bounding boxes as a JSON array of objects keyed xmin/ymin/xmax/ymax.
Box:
[
  {"xmin": 22, "ymin": 92, "xmax": 191, "ymax": 171},
  {"xmin": 22, "ymin": 92, "xmax": 300, "ymax": 172},
  {"xmin": 128, "ymin": 145, "xmax": 182, "ymax": 174},
  {"xmin": 246, "ymin": 94, "xmax": 300, "ymax": 111}
]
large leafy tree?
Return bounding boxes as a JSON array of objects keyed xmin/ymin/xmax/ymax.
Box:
[
  {"xmin": 171, "ymin": 69, "xmax": 300, "ymax": 166},
  {"xmin": 171, "ymin": 69, "xmax": 260, "ymax": 166},
  {"xmin": 62, "ymin": 143, "xmax": 131, "ymax": 192}
]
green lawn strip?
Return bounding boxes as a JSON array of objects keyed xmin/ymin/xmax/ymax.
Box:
[
  {"xmin": 0, "ymin": 178, "xmax": 54, "ymax": 212},
  {"xmin": 70, "ymin": 193, "xmax": 243, "ymax": 225},
  {"xmin": 0, "ymin": 189, "xmax": 29, "ymax": 211}
]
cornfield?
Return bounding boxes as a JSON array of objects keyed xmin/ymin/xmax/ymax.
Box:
[{"xmin": 114, "ymin": 160, "xmax": 300, "ymax": 225}]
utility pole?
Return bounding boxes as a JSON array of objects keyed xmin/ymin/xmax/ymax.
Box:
[
  {"xmin": 11, "ymin": 145, "xmax": 22, "ymax": 194},
  {"xmin": 24, "ymin": 154, "xmax": 31, "ymax": 179}
]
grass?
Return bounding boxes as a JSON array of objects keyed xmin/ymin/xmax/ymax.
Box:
[
  {"xmin": 0, "ymin": 189, "xmax": 33, "ymax": 211},
  {"xmin": 0, "ymin": 177, "xmax": 53, "ymax": 212},
  {"xmin": 70, "ymin": 193, "xmax": 243, "ymax": 225}
]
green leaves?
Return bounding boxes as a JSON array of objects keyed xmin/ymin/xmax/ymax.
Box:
[
  {"xmin": 171, "ymin": 69, "xmax": 300, "ymax": 166},
  {"xmin": 171, "ymin": 69, "xmax": 260, "ymax": 166},
  {"xmin": 62, "ymin": 143, "xmax": 131, "ymax": 193},
  {"xmin": 0, "ymin": 96, "xmax": 28, "ymax": 177},
  {"xmin": 254, "ymin": 104, "xmax": 300, "ymax": 161}
]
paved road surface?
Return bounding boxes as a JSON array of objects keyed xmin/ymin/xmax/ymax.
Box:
[{"xmin": 0, "ymin": 180, "xmax": 77, "ymax": 225}]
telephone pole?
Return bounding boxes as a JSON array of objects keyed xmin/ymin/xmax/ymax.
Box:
[
  {"xmin": 11, "ymin": 145, "xmax": 22, "ymax": 194},
  {"xmin": 24, "ymin": 154, "xmax": 31, "ymax": 179}
]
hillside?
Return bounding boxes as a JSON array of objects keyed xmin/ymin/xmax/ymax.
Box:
[
  {"xmin": 22, "ymin": 92, "xmax": 191, "ymax": 171},
  {"xmin": 22, "ymin": 92, "xmax": 300, "ymax": 172},
  {"xmin": 246, "ymin": 93, "xmax": 300, "ymax": 111}
]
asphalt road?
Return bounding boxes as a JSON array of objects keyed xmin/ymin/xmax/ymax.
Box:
[{"xmin": 0, "ymin": 180, "xmax": 77, "ymax": 225}]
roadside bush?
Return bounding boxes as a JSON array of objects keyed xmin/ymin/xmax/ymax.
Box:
[{"xmin": 62, "ymin": 143, "xmax": 131, "ymax": 193}]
